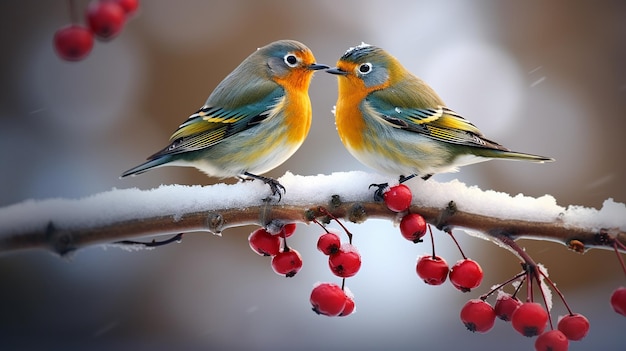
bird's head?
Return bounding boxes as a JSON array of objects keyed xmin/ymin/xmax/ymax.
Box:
[
  {"xmin": 326, "ymin": 43, "xmax": 405, "ymax": 93},
  {"xmin": 255, "ymin": 40, "xmax": 328, "ymax": 89}
]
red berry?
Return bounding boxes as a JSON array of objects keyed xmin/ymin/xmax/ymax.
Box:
[
  {"xmin": 106, "ymin": 0, "xmax": 139, "ymax": 15},
  {"xmin": 248, "ymin": 228, "xmax": 281, "ymax": 256},
  {"xmin": 384, "ymin": 184, "xmax": 412, "ymax": 212},
  {"xmin": 399, "ymin": 213, "xmax": 427, "ymax": 243},
  {"xmin": 310, "ymin": 282, "xmax": 347, "ymax": 317},
  {"xmin": 557, "ymin": 313, "xmax": 589, "ymax": 341},
  {"xmin": 271, "ymin": 249, "xmax": 303, "ymax": 277},
  {"xmin": 86, "ymin": 1, "xmax": 126, "ymax": 40},
  {"xmin": 416, "ymin": 255, "xmax": 449, "ymax": 285},
  {"xmin": 449, "ymin": 258, "xmax": 483, "ymax": 292},
  {"xmin": 339, "ymin": 293, "xmax": 356, "ymax": 317},
  {"xmin": 317, "ymin": 231, "xmax": 341, "ymax": 255},
  {"xmin": 328, "ymin": 244, "xmax": 362, "ymax": 278},
  {"xmin": 610, "ymin": 286, "xmax": 626, "ymax": 316},
  {"xmin": 460, "ymin": 299, "xmax": 496, "ymax": 333},
  {"xmin": 534, "ymin": 330, "xmax": 569, "ymax": 351},
  {"xmin": 53, "ymin": 25, "xmax": 94, "ymax": 61},
  {"xmin": 511, "ymin": 302, "xmax": 549, "ymax": 337},
  {"xmin": 280, "ymin": 223, "xmax": 297, "ymax": 238},
  {"xmin": 494, "ymin": 293, "xmax": 522, "ymax": 321}
]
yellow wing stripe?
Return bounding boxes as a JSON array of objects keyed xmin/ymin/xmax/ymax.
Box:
[
  {"xmin": 407, "ymin": 108, "xmax": 442, "ymax": 125},
  {"xmin": 403, "ymin": 107, "xmax": 481, "ymax": 135},
  {"xmin": 169, "ymin": 111, "xmax": 246, "ymax": 141}
]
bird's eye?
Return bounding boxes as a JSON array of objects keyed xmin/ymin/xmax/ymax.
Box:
[
  {"xmin": 284, "ymin": 54, "xmax": 299, "ymax": 67},
  {"xmin": 358, "ymin": 63, "xmax": 373, "ymax": 74}
]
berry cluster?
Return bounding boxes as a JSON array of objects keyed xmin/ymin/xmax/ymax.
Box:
[
  {"xmin": 383, "ymin": 184, "xmax": 484, "ymax": 293},
  {"xmin": 458, "ymin": 262, "xmax": 593, "ymax": 351},
  {"xmin": 247, "ymin": 210, "xmax": 360, "ymax": 317},
  {"xmin": 311, "ymin": 222, "xmax": 360, "ymax": 317},
  {"xmin": 382, "ymin": 183, "xmax": 599, "ymax": 350},
  {"xmin": 243, "ymin": 180, "xmax": 625, "ymax": 348},
  {"xmin": 248, "ymin": 223, "xmax": 302, "ymax": 277},
  {"xmin": 53, "ymin": 0, "xmax": 139, "ymax": 61}
]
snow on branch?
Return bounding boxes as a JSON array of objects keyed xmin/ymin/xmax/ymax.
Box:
[{"xmin": 0, "ymin": 171, "xmax": 624, "ymax": 256}]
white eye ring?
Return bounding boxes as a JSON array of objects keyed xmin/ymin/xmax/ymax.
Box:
[
  {"xmin": 284, "ymin": 53, "xmax": 299, "ymax": 67},
  {"xmin": 358, "ymin": 63, "xmax": 373, "ymax": 75}
]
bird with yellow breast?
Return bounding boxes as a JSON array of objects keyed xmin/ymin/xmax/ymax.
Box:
[
  {"xmin": 327, "ymin": 43, "xmax": 553, "ymax": 199},
  {"xmin": 122, "ymin": 40, "xmax": 328, "ymax": 200}
]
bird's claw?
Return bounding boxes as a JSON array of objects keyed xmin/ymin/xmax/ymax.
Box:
[
  {"xmin": 369, "ymin": 182, "xmax": 389, "ymax": 202},
  {"xmin": 264, "ymin": 178, "xmax": 286, "ymax": 202},
  {"xmin": 244, "ymin": 172, "xmax": 285, "ymax": 202}
]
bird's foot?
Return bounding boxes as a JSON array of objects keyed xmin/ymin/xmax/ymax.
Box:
[
  {"xmin": 368, "ymin": 182, "xmax": 389, "ymax": 202},
  {"xmin": 244, "ymin": 172, "xmax": 286, "ymax": 202}
]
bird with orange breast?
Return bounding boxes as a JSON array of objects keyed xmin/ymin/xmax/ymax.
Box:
[
  {"xmin": 327, "ymin": 43, "xmax": 553, "ymax": 199},
  {"xmin": 122, "ymin": 40, "xmax": 328, "ymax": 200}
]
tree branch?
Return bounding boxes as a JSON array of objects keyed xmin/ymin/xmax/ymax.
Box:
[{"xmin": 0, "ymin": 171, "xmax": 624, "ymax": 256}]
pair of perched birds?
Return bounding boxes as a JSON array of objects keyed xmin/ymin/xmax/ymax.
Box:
[{"xmin": 122, "ymin": 40, "xmax": 552, "ymax": 200}]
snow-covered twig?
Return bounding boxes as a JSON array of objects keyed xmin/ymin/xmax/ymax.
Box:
[{"xmin": 0, "ymin": 171, "xmax": 624, "ymax": 256}]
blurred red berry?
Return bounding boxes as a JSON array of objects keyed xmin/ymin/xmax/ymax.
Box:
[
  {"xmin": 511, "ymin": 302, "xmax": 549, "ymax": 337},
  {"xmin": 557, "ymin": 313, "xmax": 589, "ymax": 341},
  {"xmin": 610, "ymin": 286, "xmax": 626, "ymax": 316},
  {"xmin": 107, "ymin": 0, "xmax": 139, "ymax": 15},
  {"xmin": 317, "ymin": 231, "xmax": 341, "ymax": 255},
  {"xmin": 534, "ymin": 330, "xmax": 568, "ymax": 351},
  {"xmin": 248, "ymin": 228, "xmax": 281, "ymax": 256},
  {"xmin": 384, "ymin": 184, "xmax": 412, "ymax": 212},
  {"xmin": 449, "ymin": 258, "xmax": 483, "ymax": 292},
  {"xmin": 53, "ymin": 25, "xmax": 94, "ymax": 61},
  {"xmin": 399, "ymin": 213, "xmax": 427, "ymax": 243},
  {"xmin": 494, "ymin": 293, "xmax": 522, "ymax": 321},
  {"xmin": 271, "ymin": 249, "xmax": 303, "ymax": 277},
  {"xmin": 339, "ymin": 294, "xmax": 355, "ymax": 317},
  {"xmin": 328, "ymin": 244, "xmax": 361, "ymax": 278},
  {"xmin": 416, "ymin": 255, "xmax": 449, "ymax": 285},
  {"xmin": 460, "ymin": 299, "xmax": 496, "ymax": 333},
  {"xmin": 310, "ymin": 283, "xmax": 347, "ymax": 317},
  {"xmin": 280, "ymin": 223, "xmax": 297, "ymax": 238},
  {"xmin": 86, "ymin": 0, "xmax": 126, "ymax": 40}
]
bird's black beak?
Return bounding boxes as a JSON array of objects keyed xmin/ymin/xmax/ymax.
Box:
[
  {"xmin": 325, "ymin": 67, "xmax": 348, "ymax": 76},
  {"xmin": 308, "ymin": 63, "xmax": 330, "ymax": 71}
]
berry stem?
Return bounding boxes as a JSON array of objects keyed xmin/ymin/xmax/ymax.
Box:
[
  {"xmin": 445, "ymin": 229, "xmax": 467, "ymax": 260},
  {"xmin": 525, "ymin": 265, "xmax": 534, "ymax": 303},
  {"xmin": 511, "ymin": 274, "xmax": 525, "ymax": 299},
  {"xmin": 495, "ymin": 232, "xmax": 572, "ymax": 325},
  {"xmin": 67, "ymin": 0, "xmax": 79, "ymax": 24},
  {"xmin": 317, "ymin": 207, "xmax": 354, "ymax": 244},
  {"xmin": 427, "ymin": 225, "xmax": 437, "ymax": 259},
  {"xmin": 615, "ymin": 237, "xmax": 626, "ymax": 251},
  {"xmin": 537, "ymin": 267, "xmax": 574, "ymax": 316},
  {"xmin": 311, "ymin": 218, "xmax": 331, "ymax": 234},
  {"xmin": 479, "ymin": 270, "xmax": 526, "ymax": 300},
  {"xmin": 532, "ymin": 267, "xmax": 554, "ymax": 330},
  {"xmin": 613, "ymin": 241, "xmax": 626, "ymax": 278}
]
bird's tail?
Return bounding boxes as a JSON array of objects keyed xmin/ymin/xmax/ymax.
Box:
[
  {"xmin": 120, "ymin": 155, "xmax": 174, "ymax": 178},
  {"xmin": 475, "ymin": 149, "xmax": 554, "ymax": 163}
]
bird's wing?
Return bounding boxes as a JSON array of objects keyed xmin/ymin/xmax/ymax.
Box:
[
  {"xmin": 149, "ymin": 86, "xmax": 284, "ymax": 159},
  {"xmin": 366, "ymin": 94, "xmax": 507, "ymax": 150}
]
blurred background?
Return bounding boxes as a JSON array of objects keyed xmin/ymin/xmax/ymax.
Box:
[{"xmin": 1, "ymin": 0, "xmax": 625, "ymax": 350}]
